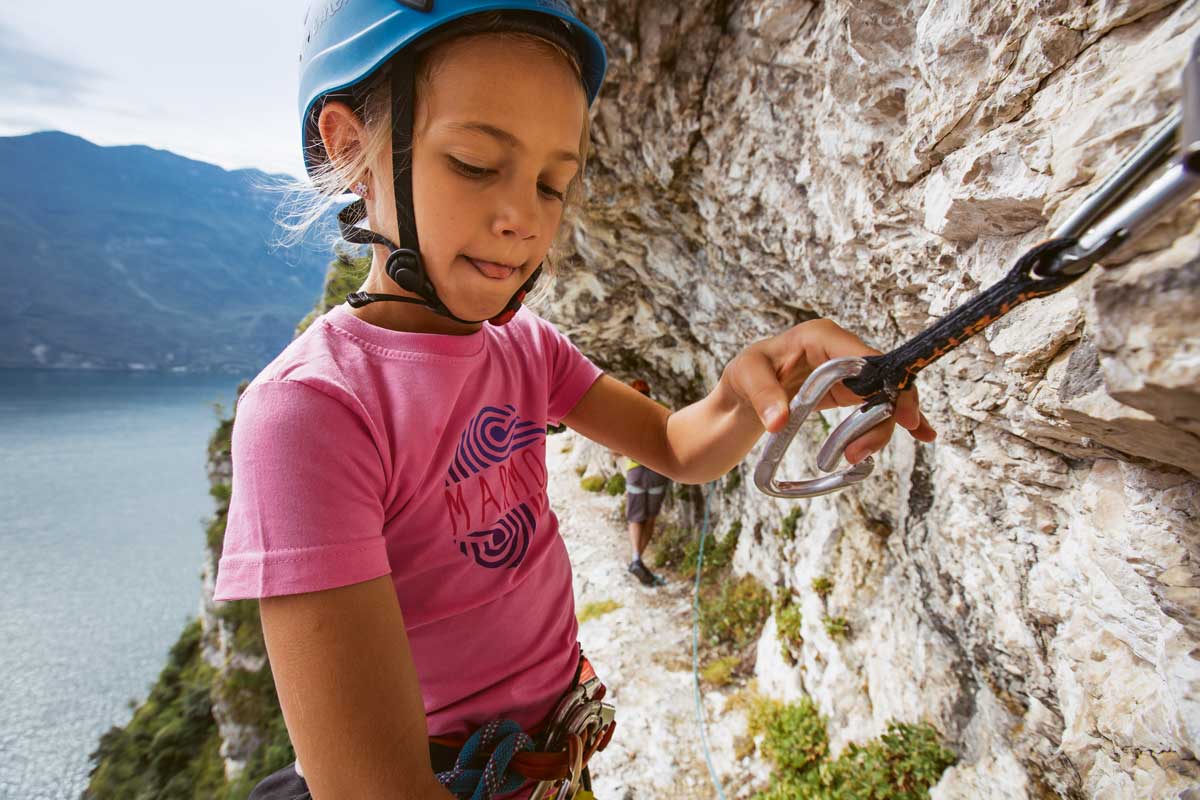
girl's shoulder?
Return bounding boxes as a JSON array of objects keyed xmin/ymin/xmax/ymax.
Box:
[{"xmin": 238, "ymin": 310, "xmax": 372, "ymax": 417}]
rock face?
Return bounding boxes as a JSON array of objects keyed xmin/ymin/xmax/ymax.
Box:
[{"xmin": 548, "ymin": 2, "xmax": 1200, "ymax": 797}]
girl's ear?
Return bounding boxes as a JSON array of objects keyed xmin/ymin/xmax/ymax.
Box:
[{"xmin": 317, "ymin": 100, "xmax": 368, "ymax": 186}]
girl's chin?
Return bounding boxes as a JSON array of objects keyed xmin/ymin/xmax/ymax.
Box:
[
  {"xmin": 428, "ymin": 260, "xmax": 525, "ymax": 321},
  {"xmin": 441, "ymin": 291, "xmax": 512, "ymax": 322}
]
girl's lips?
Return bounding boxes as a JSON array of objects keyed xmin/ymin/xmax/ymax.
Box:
[{"xmin": 466, "ymin": 256, "xmax": 516, "ymax": 280}]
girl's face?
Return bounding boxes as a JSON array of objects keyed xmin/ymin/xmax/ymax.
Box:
[{"xmin": 408, "ymin": 34, "xmax": 587, "ymax": 323}]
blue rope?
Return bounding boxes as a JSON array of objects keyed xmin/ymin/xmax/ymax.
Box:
[
  {"xmin": 692, "ymin": 482, "xmax": 728, "ymax": 800},
  {"xmin": 436, "ymin": 719, "xmax": 534, "ymax": 800}
]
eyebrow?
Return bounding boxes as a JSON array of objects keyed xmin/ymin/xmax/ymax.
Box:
[{"xmin": 443, "ymin": 121, "xmax": 580, "ymax": 166}]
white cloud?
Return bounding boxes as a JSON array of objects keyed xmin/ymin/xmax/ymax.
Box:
[
  {"xmin": 0, "ymin": 23, "xmax": 103, "ymax": 105},
  {"xmin": 4, "ymin": 0, "xmax": 307, "ymax": 178}
]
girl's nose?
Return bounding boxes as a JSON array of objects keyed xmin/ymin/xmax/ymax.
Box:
[{"xmin": 491, "ymin": 189, "xmax": 539, "ymax": 240}]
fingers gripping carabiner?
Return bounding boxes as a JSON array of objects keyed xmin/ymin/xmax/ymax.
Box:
[{"xmin": 753, "ymin": 357, "xmax": 895, "ymax": 499}]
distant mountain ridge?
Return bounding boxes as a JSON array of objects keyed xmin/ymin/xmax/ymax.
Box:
[{"xmin": 0, "ymin": 131, "xmax": 337, "ymax": 373}]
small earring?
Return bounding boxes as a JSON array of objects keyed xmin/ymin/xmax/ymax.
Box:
[{"xmin": 352, "ymin": 181, "xmax": 370, "ymax": 199}]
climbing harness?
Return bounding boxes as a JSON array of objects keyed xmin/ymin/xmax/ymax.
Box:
[
  {"xmin": 755, "ymin": 37, "xmax": 1200, "ymax": 499},
  {"xmin": 431, "ymin": 655, "xmax": 616, "ymax": 800}
]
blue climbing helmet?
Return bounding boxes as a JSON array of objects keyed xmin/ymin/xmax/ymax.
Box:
[
  {"xmin": 299, "ymin": 0, "xmax": 607, "ymax": 177},
  {"xmin": 297, "ymin": 0, "xmax": 608, "ymax": 326}
]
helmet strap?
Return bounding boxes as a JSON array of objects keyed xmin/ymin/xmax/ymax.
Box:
[{"xmin": 340, "ymin": 52, "xmax": 538, "ymax": 326}]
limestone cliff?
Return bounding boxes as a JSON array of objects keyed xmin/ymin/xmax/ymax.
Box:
[{"xmin": 546, "ymin": 2, "xmax": 1200, "ymax": 798}]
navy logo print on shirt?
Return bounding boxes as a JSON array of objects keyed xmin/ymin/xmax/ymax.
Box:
[
  {"xmin": 448, "ymin": 404, "xmax": 542, "ymax": 481},
  {"xmin": 444, "ymin": 405, "xmax": 547, "ymax": 569}
]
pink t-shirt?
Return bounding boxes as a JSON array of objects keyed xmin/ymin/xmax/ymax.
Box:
[{"xmin": 214, "ymin": 303, "xmax": 602, "ymax": 739}]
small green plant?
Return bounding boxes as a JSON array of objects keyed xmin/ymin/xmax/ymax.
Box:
[
  {"xmin": 604, "ymin": 473, "xmax": 626, "ymax": 496},
  {"xmin": 749, "ymin": 696, "xmax": 829, "ymax": 775},
  {"xmin": 700, "ymin": 655, "xmax": 741, "ymax": 687},
  {"xmin": 579, "ymin": 475, "xmax": 605, "ymax": 492},
  {"xmin": 820, "ymin": 722, "xmax": 957, "ymax": 798},
  {"xmin": 577, "ymin": 599, "xmax": 621, "ymax": 623},
  {"xmin": 748, "ymin": 693, "xmax": 956, "ymax": 800},
  {"xmin": 724, "ymin": 468, "xmax": 742, "ymax": 494},
  {"xmin": 778, "ymin": 507, "xmax": 802, "ymax": 540},
  {"xmin": 812, "ymin": 576, "xmax": 833, "ymax": 598},
  {"xmin": 650, "ymin": 524, "xmax": 693, "ymax": 571},
  {"xmin": 698, "ymin": 520, "xmax": 741, "ymax": 574},
  {"xmin": 775, "ymin": 592, "xmax": 803, "ymax": 664},
  {"xmin": 823, "ymin": 615, "xmax": 850, "ymax": 639},
  {"xmin": 699, "ymin": 574, "xmax": 771, "ymax": 650},
  {"xmin": 651, "ymin": 521, "xmax": 740, "ymax": 579}
]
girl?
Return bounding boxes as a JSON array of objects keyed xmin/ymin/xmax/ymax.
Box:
[{"xmin": 214, "ymin": 2, "xmax": 937, "ymax": 799}]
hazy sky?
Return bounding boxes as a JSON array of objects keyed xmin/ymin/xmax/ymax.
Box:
[{"xmin": 2, "ymin": 1, "xmax": 308, "ymax": 177}]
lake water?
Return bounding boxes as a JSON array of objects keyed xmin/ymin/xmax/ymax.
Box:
[{"xmin": 0, "ymin": 369, "xmax": 248, "ymax": 800}]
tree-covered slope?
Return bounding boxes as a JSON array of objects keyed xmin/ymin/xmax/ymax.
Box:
[{"xmin": 0, "ymin": 131, "xmax": 334, "ymax": 373}]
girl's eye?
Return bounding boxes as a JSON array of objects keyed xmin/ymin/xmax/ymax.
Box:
[
  {"xmin": 448, "ymin": 155, "xmax": 565, "ymax": 201},
  {"xmin": 447, "ymin": 156, "xmax": 492, "ymax": 178},
  {"xmin": 539, "ymin": 182, "xmax": 566, "ymax": 202}
]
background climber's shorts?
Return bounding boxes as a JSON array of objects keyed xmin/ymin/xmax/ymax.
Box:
[{"xmin": 626, "ymin": 466, "xmax": 669, "ymax": 523}]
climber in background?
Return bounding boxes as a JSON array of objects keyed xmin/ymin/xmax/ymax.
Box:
[{"xmin": 625, "ymin": 379, "xmax": 669, "ymax": 587}]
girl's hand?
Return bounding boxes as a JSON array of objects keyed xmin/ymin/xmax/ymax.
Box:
[{"xmin": 720, "ymin": 319, "xmax": 937, "ymax": 465}]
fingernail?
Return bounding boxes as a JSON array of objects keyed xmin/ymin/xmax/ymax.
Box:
[{"xmin": 763, "ymin": 403, "xmax": 785, "ymax": 428}]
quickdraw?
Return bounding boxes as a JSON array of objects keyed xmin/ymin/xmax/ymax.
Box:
[
  {"xmin": 528, "ymin": 662, "xmax": 616, "ymax": 800},
  {"xmin": 755, "ymin": 36, "xmax": 1200, "ymax": 499}
]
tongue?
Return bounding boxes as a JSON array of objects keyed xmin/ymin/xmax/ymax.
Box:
[{"xmin": 472, "ymin": 258, "xmax": 513, "ymax": 279}]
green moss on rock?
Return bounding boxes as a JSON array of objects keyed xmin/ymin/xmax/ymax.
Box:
[
  {"xmin": 823, "ymin": 615, "xmax": 850, "ymax": 639},
  {"xmin": 775, "ymin": 591, "xmax": 803, "ymax": 663},
  {"xmin": 580, "ymin": 474, "xmax": 606, "ymax": 492},
  {"xmin": 778, "ymin": 507, "xmax": 802, "ymax": 539}
]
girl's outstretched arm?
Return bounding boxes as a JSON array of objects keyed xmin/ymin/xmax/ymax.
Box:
[
  {"xmin": 260, "ymin": 575, "xmax": 457, "ymax": 800},
  {"xmin": 562, "ymin": 319, "xmax": 936, "ymax": 484}
]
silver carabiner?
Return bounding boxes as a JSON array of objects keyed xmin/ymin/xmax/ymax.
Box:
[
  {"xmin": 529, "ymin": 676, "xmax": 614, "ymax": 800},
  {"xmin": 753, "ymin": 357, "xmax": 894, "ymax": 499},
  {"xmin": 1051, "ymin": 35, "xmax": 1200, "ymax": 274}
]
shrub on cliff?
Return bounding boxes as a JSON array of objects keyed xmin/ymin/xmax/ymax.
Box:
[{"xmin": 749, "ymin": 694, "xmax": 956, "ymax": 800}]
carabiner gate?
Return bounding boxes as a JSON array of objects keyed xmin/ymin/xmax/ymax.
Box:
[{"xmin": 753, "ymin": 357, "xmax": 895, "ymax": 499}]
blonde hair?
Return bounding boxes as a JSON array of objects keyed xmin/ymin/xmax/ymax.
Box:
[{"xmin": 275, "ymin": 21, "xmax": 592, "ymax": 302}]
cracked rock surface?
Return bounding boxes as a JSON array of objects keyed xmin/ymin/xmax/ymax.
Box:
[{"xmin": 540, "ymin": 2, "xmax": 1200, "ymax": 797}]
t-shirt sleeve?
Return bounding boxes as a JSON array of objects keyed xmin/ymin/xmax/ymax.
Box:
[
  {"xmin": 213, "ymin": 379, "xmax": 392, "ymax": 601},
  {"xmin": 538, "ymin": 317, "xmax": 603, "ymax": 424}
]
